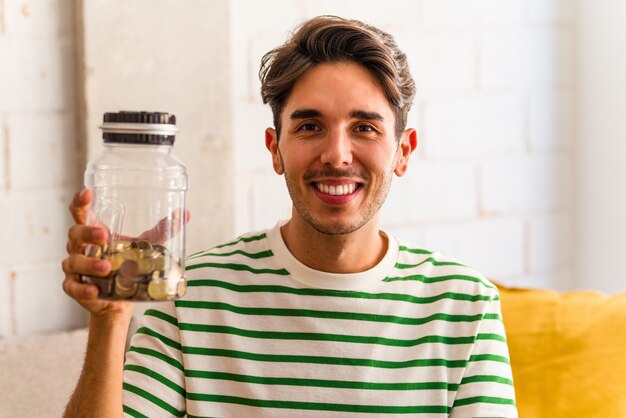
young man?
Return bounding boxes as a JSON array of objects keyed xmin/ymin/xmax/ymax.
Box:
[{"xmin": 62, "ymin": 16, "xmax": 517, "ymax": 417}]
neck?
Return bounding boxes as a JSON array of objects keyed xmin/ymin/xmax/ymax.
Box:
[{"xmin": 280, "ymin": 212, "xmax": 388, "ymax": 274}]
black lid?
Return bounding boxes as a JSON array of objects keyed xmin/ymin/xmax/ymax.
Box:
[{"xmin": 101, "ymin": 111, "xmax": 178, "ymax": 145}]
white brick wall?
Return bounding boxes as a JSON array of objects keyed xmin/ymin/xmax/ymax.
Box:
[
  {"xmin": 6, "ymin": 112, "xmax": 79, "ymax": 189},
  {"xmin": 13, "ymin": 263, "xmax": 85, "ymax": 336},
  {"xmin": 381, "ymin": 161, "xmax": 478, "ymax": 225},
  {"xmin": 386, "ymin": 217, "xmax": 526, "ymax": 280},
  {"xmin": 0, "ymin": 120, "xmax": 6, "ymax": 189},
  {"xmin": 0, "ymin": 0, "xmax": 82, "ymax": 340},
  {"xmin": 423, "ymin": 95, "xmax": 526, "ymax": 158},
  {"xmin": 530, "ymin": 90, "xmax": 573, "ymax": 151},
  {"xmin": 231, "ymin": 0, "xmax": 575, "ymax": 291},
  {"xmin": 0, "ymin": 267, "xmax": 12, "ymax": 340},
  {"xmin": 481, "ymin": 153, "xmax": 570, "ymax": 214},
  {"xmin": 1, "ymin": 0, "xmax": 581, "ymax": 339}
]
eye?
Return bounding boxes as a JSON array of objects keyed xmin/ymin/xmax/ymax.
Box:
[
  {"xmin": 298, "ymin": 123, "xmax": 321, "ymax": 132},
  {"xmin": 355, "ymin": 124, "xmax": 375, "ymax": 133}
]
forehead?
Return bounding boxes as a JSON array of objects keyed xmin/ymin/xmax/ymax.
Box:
[{"xmin": 282, "ymin": 62, "xmax": 394, "ymax": 120}]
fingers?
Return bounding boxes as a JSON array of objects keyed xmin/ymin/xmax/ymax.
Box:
[
  {"xmin": 61, "ymin": 253, "xmax": 111, "ymax": 301},
  {"xmin": 63, "ymin": 274, "xmax": 99, "ymax": 300},
  {"xmin": 69, "ymin": 189, "xmax": 92, "ymax": 224},
  {"xmin": 62, "ymin": 253, "xmax": 111, "ymax": 277},
  {"xmin": 66, "ymin": 224, "xmax": 109, "ymax": 254},
  {"xmin": 135, "ymin": 208, "xmax": 191, "ymax": 244}
]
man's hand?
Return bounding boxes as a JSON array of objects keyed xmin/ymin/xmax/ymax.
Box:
[
  {"xmin": 61, "ymin": 188, "xmax": 134, "ymax": 319},
  {"xmin": 62, "ymin": 189, "xmax": 136, "ymax": 418}
]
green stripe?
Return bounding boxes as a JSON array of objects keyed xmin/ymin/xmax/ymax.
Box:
[
  {"xmin": 122, "ymin": 405, "xmax": 149, "ymax": 418},
  {"xmin": 396, "ymin": 257, "xmax": 466, "ymax": 269},
  {"xmin": 123, "ymin": 382, "xmax": 185, "ymax": 417},
  {"xmin": 185, "ymin": 369, "xmax": 457, "ymax": 391},
  {"xmin": 476, "ymin": 333, "xmax": 508, "ymax": 343},
  {"xmin": 484, "ymin": 313, "xmax": 501, "ymax": 320},
  {"xmin": 182, "ymin": 346, "xmax": 468, "ymax": 369},
  {"xmin": 135, "ymin": 327, "xmax": 510, "ymax": 368},
  {"xmin": 124, "ymin": 364, "xmax": 186, "ymax": 396},
  {"xmin": 399, "ymin": 245, "xmax": 432, "ymax": 255},
  {"xmin": 127, "ymin": 346, "xmax": 184, "ymax": 371},
  {"xmin": 186, "ymin": 262, "xmax": 289, "ymax": 276},
  {"xmin": 144, "ymin": 309, "xmax": 178, "ymax": 326},
  {"xmin": 135, "ymin": 327, "xmax": 182, "ymax": 351},
  {"xmin": 384, "ymin": 274, "xmax": 496, "ymax": 290},
  {"xmin": 469, "ymin": 353, "xmax": 511, "ymax": 365},
  {"xmin": 178, "ymin": 323, "xmax": 477, "ymax": 347},
  {"xmin": 185, "ymin": 393, "xmax": 449, "ymax": 414},
  {"xmin": 460, "ymin": 374, "xmax": 514, "ymax": 387},
  {"xmin": 175, "ymin": 300, "xmax": 486, "ymax": 326},
  {"xmin": 215, "ymin": 233, "xmax": 267, "ymax": 249},
  {"xmin": 187, "ymin": 249, "xmax": 274, "ymax": 261},
  {"xmin": 453, "ymin": 395, "xmax": 516, "ymax": 408},
  {"xmin": 187, "ymin": 233, "xmax": 267, "ymax": 258},
  {"xmin": 186, "ymin": 279, "xmax": 492, "ymax": 305}
]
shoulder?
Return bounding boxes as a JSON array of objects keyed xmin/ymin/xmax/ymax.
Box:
[
  {"xmin": 183, "ymin": 227, "xmax": 287, "ymax": 283},
  {"xmin": 187, "ymin": 229, "xmax": 271, "ymax": 260},
  {"xmin": 390, "ymin": 236, "xmax": 499, "ymax": 300}
]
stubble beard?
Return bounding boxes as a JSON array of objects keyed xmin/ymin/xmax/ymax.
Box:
[{"xmin": 281, "ymin": 157, "xmax": 394, "ymax": 237}]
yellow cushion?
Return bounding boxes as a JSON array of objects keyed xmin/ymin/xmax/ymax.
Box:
[{"xmin": 496, "ymin": 283, "xmax": 626, "ymax": 418}]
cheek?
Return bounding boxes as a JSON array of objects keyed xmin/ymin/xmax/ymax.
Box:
[
  {"xmin": 360, "ymin": 149, "xmax": 396, "ymax": 174},
  {"xmin": 280, "ymin": 151, "xmax": 308, "ymax": 178}
]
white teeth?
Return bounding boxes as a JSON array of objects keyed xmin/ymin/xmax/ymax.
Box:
[{"xmin": 316, "ymin": 183, "xmax": 356, "ymax": 196}]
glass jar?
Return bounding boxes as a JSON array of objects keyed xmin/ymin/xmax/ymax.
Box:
[{"xmin": 81, "ymin": 111, "xmax": 188, "ymax": 301}]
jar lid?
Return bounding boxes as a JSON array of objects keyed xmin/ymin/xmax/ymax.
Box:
[{"xmin": 101, "ymin": 111, "xmax": 178, "ymax": 145}]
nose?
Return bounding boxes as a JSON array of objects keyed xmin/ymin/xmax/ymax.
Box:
[{"xmin": 320, "ymin": 128, "xmax": 353, "ymax": 167}]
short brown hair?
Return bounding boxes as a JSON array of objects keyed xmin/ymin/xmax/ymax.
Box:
[{"xmin": 259, "ymin": 15, "xmax": 415, "ymax": 139}]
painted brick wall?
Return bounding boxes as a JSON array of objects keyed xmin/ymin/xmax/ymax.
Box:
[
  {"xmin": 0, "ymin": 0, "xmax": 85, "ymax": 340},
  {"xmin": 0, "ymin": 0, "xmax": 577, "ymax": 340},
  {"xmin": 230, "ymin": 0, "xmax": 575, "ymax": 290}
]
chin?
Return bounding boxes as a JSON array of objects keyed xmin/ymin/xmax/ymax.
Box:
[{"xmin": 305, "ymin": 216, "xmax": 368, "ymax": 236}]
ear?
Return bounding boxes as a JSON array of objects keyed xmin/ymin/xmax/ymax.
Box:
[
  {"xmin": 394, "ymin": 128, "xmax": 418, "ymax": 177},
  {"xmin": 265, "ymin": 128, "xmax": 284, "ymax": 175}
]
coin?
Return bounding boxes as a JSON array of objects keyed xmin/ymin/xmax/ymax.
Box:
[
  {"xmin": 153, "ymin": 256, "xmax": 169, "ymax": 272},
  {"xmin": 92, "ymin": 239, "xmax": 182, "ymax": 301},
  {"xmin": 134, "ymin": 283, "xmax": 150, "ymax": 301},
  {"xmin": 107, "ymin": 253, "xmax": 125, "ymax": 271},
  {"xmin": 115, "ymin": 274, "xmax": 138, "ymax": 298},
  {"xmin": 86, "ymin": 244, "xmax": 101, "ymax": 258},
  {"xmin": 86, "ymin": 275, "xmax": 112, "ymax": 297},
  {"xmin": 177, "ymin": 280, "xmax": 186, "ymax": 298},
  {"xmin": 120, "ymin": 259, "xmax": 139, "ymax": 278},
  {"xmin": 153, "ymin": 244, "xmax": 169, "ymax": 256},
  {"xmin": 137, "ymin": 240, "xmax": 152, "ymax": 250},
  {"xmin": 143, "ymin": 249, "xmax": 159, "ymax": 259},
  {"xmin": 121, "ymin": 248, "xmax": 142, "ymax": 261},
  {"xmin": 110, "ymin": 241, "xmax": 131, "ymax": 253},
  {"xmin": 137, "ymin": 258, "xmax": 154, "ymax": 275},
  {"xmin": 148, "ymin": 278, "xmax": 167, "ymax": 300}
]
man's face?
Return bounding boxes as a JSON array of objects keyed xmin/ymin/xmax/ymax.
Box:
[{"xmin": 265, "ymin": 61, "xmax": 416, "ymax": 236}]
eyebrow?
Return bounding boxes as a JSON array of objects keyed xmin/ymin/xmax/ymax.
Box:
[
  {"xmin": 349, "ymin": 110, "xmax": 384, "ymax": 121},
  {"xmin": 290, "ymin": 109, "xmax": 322, "ymax": 119},
  {"xmin": 289, "ymin": 108, "xmax": 384, "ymax": 121}
]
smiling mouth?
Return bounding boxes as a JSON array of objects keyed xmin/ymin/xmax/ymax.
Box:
[{"xmin": 313, "ymin": 182, "xmax": 360, "ymax": 196}]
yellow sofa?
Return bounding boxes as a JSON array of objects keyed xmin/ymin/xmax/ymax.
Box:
[{"xmin": 497, "ymin": 283, "xmax": 626, "ymax": 417}]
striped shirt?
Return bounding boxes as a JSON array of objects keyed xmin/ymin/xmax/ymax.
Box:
[{"xmin": 123, "ymin": 222, "xmax": 517, "ymax": 417}]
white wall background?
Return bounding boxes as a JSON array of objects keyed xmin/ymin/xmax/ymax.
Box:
[
  {"xmin": 230, "ymin": 0, "xmax": 575, "ymax": 290},
  {"xmin": 0, "ymin": 0, "xmax": 85, "ymax": 339},
  {"xmin": 575, "ymin": 0, "xmax": 626, "ymax": 294},
  {"xmin": 0, "ymin": 0, "xmax": 623, "ymax": 341}
]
